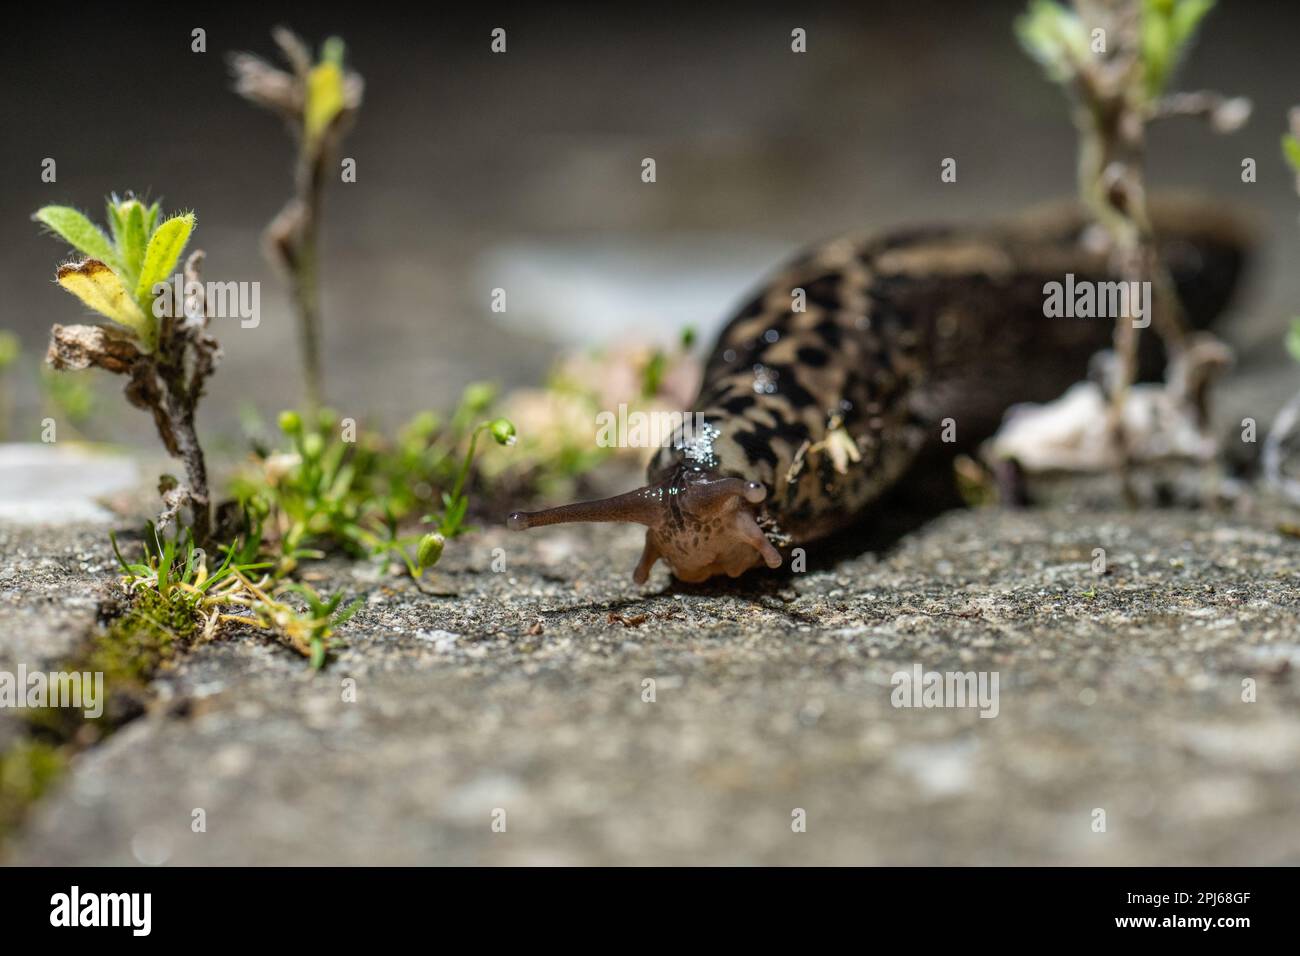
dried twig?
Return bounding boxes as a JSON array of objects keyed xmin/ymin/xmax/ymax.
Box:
[{"xmin": 47, "ymin": 250, "xmax": 221, "ymax": 543}]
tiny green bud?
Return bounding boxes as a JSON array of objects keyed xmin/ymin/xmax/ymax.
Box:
[
  {"xmin": 279, "ymin": 410, "xmax": 303, "ymax": 435},
  {"xmin": 461, "ymin": 381, "xmax": 497, "ymax": 412},
  {"xmin": 641, "ymin": 350, "xmax": 666, "ymax": 398},
  {"xmin": 488, "ymin": 418, "xmax": 517, "ymax": 446},
  {"xmin": 417, "ymin": 532, "xmax": 445, "ymax": 569},
  {"xmin": 321, "ymin": 36, "xmax": 346, "ymax": 67},
  {"xmin": 317, "ymin": 407, "xmax": 338, "ymax": 432},
  {"xmin": 302, "ymin": 432, "xmax": 325, "ymax": 459},
  {"xmin": 406, "ymin": 410, "xmax": 440, "ymax": 440}
]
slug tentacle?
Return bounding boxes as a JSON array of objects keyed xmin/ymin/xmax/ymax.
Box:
[
  {"xmin": 507, "ymin": 483, "xmax": 670, "ymax": 530},
  {"xmin": 509, "ymin": 470, "xmax": 782, "ymax": 583}
]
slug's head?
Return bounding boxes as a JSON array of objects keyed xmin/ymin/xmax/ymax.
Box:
[{"xmin": 508, "ymin": 472, "xmax": 782, "ymax": 583}]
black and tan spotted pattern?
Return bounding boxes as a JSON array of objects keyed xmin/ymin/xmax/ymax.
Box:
[
  {"xmin": 515, "ymin": 199, "xmax": 1248, "ymax": 581},
  {"xmin": 649, "ymin": 199, "xmax": 1249, "ymax": 548}
]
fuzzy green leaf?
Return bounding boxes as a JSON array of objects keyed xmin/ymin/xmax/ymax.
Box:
[
  {"xmin": 1142, "ymin": 10, "xmax": 1172, "ymax": 96},
  {"xmin": 1142, "ymin": 0, "xmax": 1215, "ymax": 99},
  {"xmin": 1171, "ymin": 0, "xmax": 1215, "ymax": 48},
  {"xmin": 118, "ymin": 201, "xmax": 148, "ymax": 289},
  {"xmin": 33, "ymin": 207, "xmax": 119, "ymax": 268},
  {"xmin": 135, "ymin": 214, "xmax": 195, "ymax": 302},
  {"xmin": 1016, "ymin": 0, "xmax": 1089, "ymax": 83},
  {"xmin": 105, "ymin": 200, "xmax": 126, "ymax": 251}
]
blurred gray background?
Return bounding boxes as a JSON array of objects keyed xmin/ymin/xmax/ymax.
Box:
[{"xmin": 1, "ymin": 0, "xmax": 1297, "ymax": 449}]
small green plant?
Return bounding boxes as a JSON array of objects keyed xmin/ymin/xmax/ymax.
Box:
[
  {"xmin": 111, "ymin": 522, "xmax": 271, "ymax": 642},
  {"xmin": 35, "ymin": 199, "xmax": 194, "ymax": 351},
  {"xmin": 230, "ymin": 27, "xmax": 364, "ymax": 411},
  {"xmin": 230, "ymin": 384, "xmax": 515, "ymax": 577},
  {"xmin": 219, "ymin": 573, "xmax": 362, "ymax": 669},
  {"xmin": 0, "ymin": 522, "xmax": 267, "ymax": 844},
  {"xmin": 1017, "ymin": 0, "xmax": 1247, "ymax": 491},
  {"xmin": 429, "ymin": 416, "xmax": 517, "ymax": 539},
  {"xmin": 110, "ymin": 520, "xmax": 362, "ymax": 669},
  {"xmin": 36, "ymin": 195, "xmax": 220, "ymax": 543}
]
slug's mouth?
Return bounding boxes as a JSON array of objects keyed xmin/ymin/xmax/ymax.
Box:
[{"xmin": 508, "ymin": 474, "xmax": 781, "ymax": 583}]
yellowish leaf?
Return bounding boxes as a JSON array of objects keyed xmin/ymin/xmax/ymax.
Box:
[{"xmin": 56, "ymin": 260, "xmax": 152, "ymax": 348}]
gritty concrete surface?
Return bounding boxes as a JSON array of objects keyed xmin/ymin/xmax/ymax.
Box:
[
  {"xmin": 4, "ymin": 1, "xmax": 1300, "ymax": 868},
  {"xmin": 3, "ymin": 479, "xmax": 1299, "ymax": 865}
]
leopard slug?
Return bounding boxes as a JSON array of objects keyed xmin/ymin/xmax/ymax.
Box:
[{"xmin": 509, "ymin": 199, "xmax": 1249, "ymax": 583}]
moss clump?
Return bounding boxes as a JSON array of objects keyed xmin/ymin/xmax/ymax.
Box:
[
  {"xmin": 0, "ymin": 740, "xmax": 67, "ymax": 843},
  {"xmin": 25, "ymin": 591, "xmax": 193, "ymax": 746},
  {"xmin": 89, "ymin": 591, "xmax": 192, "ymax": 681}
]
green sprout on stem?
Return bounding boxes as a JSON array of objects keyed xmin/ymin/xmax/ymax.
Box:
[
  {"xmin": 35, "ymin": 198, "xmax": 195, "ymax": 352},
  {"xmin": 427, "ymin": 416, "xmax": 517, "ymax": 539},
  {"xmin": 230, "ymin": 27, "xmax": 364, "ymax": 411},
  {"xmin": 230, "ymin": 384, "xmax": 516, "ymax": 578},
  {"xmin": 36, "ymin": 195, "xmax": 220, "ymax": 544}
]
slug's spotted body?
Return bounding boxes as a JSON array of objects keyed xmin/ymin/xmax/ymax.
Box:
[{"xmin": 511, "ymin": 200, "xmax": 1248, "ymax": 582}]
